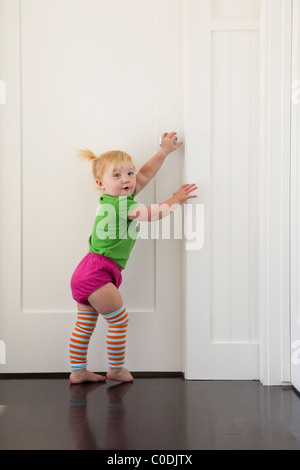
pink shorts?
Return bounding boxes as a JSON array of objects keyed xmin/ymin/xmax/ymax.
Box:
[{"xmin": 70, "ymin": 253, "xmax": 122, "ymax": 306}]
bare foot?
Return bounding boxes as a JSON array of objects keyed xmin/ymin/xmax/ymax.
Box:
[
  {"xmin": 106, "ymin": 367, "xmax": 133, "ymax": 383},
  {"xmin": 69, "ymin": 369, "xmax": 106, "ymax": 384}
]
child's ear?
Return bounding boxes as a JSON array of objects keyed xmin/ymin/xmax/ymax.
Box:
[{"xmin": 96, "ymin": 179, "xmax": 104, "ymax": 189}]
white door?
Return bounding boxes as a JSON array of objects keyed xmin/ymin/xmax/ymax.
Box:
[
  {"xmin": 184, "ymin": 0, "xmax": 260, "ymax": 379},
  {"xmin": 291, "ymin": 0, "xmax": 300, "ymax": 393},
  {"xmin": 0, "ymin": 0, "xmax": 183, "ymax": 373}
]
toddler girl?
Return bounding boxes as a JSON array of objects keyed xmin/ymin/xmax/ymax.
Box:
[{"xmin": 69, "ymin": 132, "xmax": 197, "ymax": 384}]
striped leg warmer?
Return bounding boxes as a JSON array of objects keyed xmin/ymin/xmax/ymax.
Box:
[
  {"xmin": 69, "ymin": 310, "xmax": 99, "ymax": 371},
  {"xmin": 103, "ymin": 306, "xmax": 129, "ymax": 369},
  {"xmin": 69, "ymin": 306, "xmax": 129, "ymax": 371}
]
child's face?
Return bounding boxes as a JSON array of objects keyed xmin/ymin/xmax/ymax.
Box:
[{"xmin": 97, "ymin": 161, "xmax": 136, "ymax": 197}]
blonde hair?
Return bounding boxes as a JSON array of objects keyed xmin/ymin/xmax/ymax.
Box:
[{"xmin": 76, "ymin": 148, "xmax": 136, "ymax": 182}]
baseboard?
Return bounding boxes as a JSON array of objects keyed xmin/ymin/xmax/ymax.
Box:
[{"xmin": 0, "ymin": 371, "xmax": 184, "ymax": 379}]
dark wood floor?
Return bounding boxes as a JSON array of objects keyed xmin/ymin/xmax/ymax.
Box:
[{"xmin": 0, "ymin": 377, "xmax": 300, "ymax": 450}]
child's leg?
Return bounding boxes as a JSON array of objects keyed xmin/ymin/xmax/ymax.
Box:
[
  {"xmin": 69, "ymin": 304, "xmax": 106, "ymax": 384},
  {"xmin": 88, "ymin": 283, "xmax": 133, "ymax": 382}
]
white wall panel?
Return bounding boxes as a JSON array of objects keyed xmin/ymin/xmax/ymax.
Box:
[
  {"xmin": 211, "ymin": 30, "xmax": 260, "ymax": 343},
  {"xmin": 20, "ymin": 0, "xmax": 158, "ymax": 314},
  {"xmin": 184, "ymin": 0, "xmax": 260, "ymax": 379},
  {"xmin": 0, "ymin": 0, "xmax": 183, "ymax": 373},
  {"xmin": 212, "ymin": 0, "xmax": 260, "ymax": 20}
]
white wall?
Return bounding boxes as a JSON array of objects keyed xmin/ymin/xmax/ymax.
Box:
[{"xmin": 0, "ymin": 0, "xmax": 294, "ymax": 382}]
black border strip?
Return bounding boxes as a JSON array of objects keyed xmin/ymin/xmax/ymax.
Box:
[{"xmin": 0, "ymin": 371, "xmax": 184, "ymax": 379}]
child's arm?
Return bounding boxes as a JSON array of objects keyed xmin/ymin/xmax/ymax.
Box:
[
  {"xmin": 128, "ymin": 184, "xmax": 197, "ymax": 222},
  {"xmin": 135, "ymin": 132, "xmax": 183, "ymax": 195}
]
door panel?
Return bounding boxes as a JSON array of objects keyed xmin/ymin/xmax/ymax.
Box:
[
  {"xmin": 0, "ymin": 0, "xmax": 183, "ymax": 373},
  {"xmin": 184, "ymin": 0, "xmax": 260, "ymax": 379}
]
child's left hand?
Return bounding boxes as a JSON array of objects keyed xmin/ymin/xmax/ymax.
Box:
[{"xmin": 160, "ymin": 132, "xmax": 183, "ymax": 155}]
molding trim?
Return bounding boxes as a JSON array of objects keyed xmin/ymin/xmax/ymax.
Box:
[
  {"xmin": 290, "ymin": 0, "xmax": 300, "ymax": 393},
  {"xmin": 20, "ymin": 309, "xmax": 156, "ymax": 315},
  {"xmin": 259, "ymin": 0, "xmax": 292, "ymax": 385}
]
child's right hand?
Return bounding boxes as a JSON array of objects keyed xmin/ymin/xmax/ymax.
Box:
[
  {"xmin": 173, "ymin": 184, "xmax": 198, "ymax": 204},
  {"xmin": 128, "ymin": 184, "xmax": 198, "ymax": 222}
]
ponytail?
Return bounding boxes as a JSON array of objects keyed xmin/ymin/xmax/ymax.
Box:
[
  {"xmin": 75, "ymin": 147, "xmax": 100, "ymax": 182},
  {"xmin": 76, "ymin": 148, "xmax": 98, "ymax": 161}
]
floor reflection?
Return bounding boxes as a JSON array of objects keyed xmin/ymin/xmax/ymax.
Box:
[
  {"xmin": 1, "ymin": 378, "xmax": 300, "ymax": 449},
  {"xmin": 68, "ymin": 381, "xmax": 133, "ymax": 450}
]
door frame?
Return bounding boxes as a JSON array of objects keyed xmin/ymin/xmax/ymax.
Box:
[
  {"xmin": 258, "ymin": 0, "xmax": 292, "ymax": 385},
  {"xmin": 291, "ymin": 0, "xmax": 300, "ymax": 393}
]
